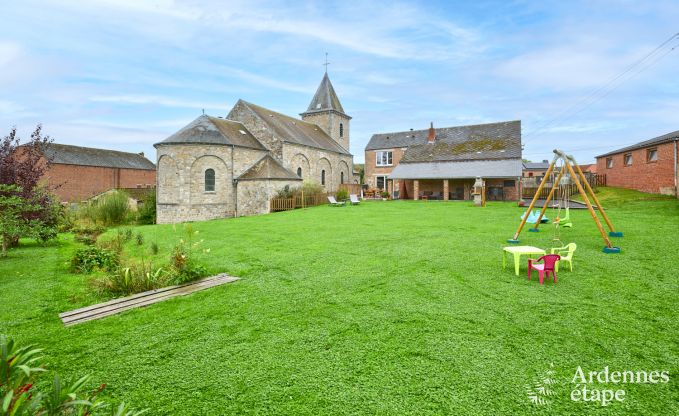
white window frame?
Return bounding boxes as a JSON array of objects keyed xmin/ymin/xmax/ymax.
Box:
[
  {"xmin": 376, "ymin": 151, "xmax": 393, "ymax": 166},
  {"xmin": 647, "ymin": 148, "xmax": 658, "ymax": 162},
  {"xmin": 606, "ymin": 158, "xmax": 613, "ymax": 169},
  {"xmin": 624, "ymin": 153, "xmax": 632, "ymax": 166},
  {"xmin": 376, "ymin": 175, "xmax": 387, "ymax": 190}
]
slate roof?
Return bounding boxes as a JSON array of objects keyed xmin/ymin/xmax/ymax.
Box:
[
  {"xmin": 236, "ymin": 100, "xmax": 351, "ymax": 155},
  {"xmin": 390, "ymin": 159, "xmax": 522, "ymax": 179},
  {"xmin": 237, "ymin": 154, "xmax": 302, "ymax": 181},
  {"xmin": 366, "ymin": 121, "xmax": 522, "ymax": 161},
  {"xmin": 42, "ymin": 143, "xmax": 155, "ymax": 170},
  {"xmin": 300, "ymin": 73, "xmax": 347, "ymax": 116},
  {"xmin": 155, "ymin": 115, "xmax": 265, "ymax": 150},
  {"xmin": 523, "ymin": 160, "xmax": 550, "ymax": 170},
  {"xmin": 389, "ymin": 121, "xmax": 522, "ymax": 163},
  {"xmin": 596, "ymin": 129, "xmax": 679, "ymax": 158}
]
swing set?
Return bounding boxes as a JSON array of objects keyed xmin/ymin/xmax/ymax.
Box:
[{"xmin": 509, "ymin": 149, "xmax": 623, "ymax": 253}]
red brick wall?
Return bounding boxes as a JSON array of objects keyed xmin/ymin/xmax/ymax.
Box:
[
  {"xmin": 364, "ymin": 147, "xmax": 406, "ymax": 188},
  {"xmin": 46, "ymin": 163, "xmax": 156, "ymax": 202},
  {"xmin": 596, "ymin": 141, "xmax": 677, "ymax": 196}
]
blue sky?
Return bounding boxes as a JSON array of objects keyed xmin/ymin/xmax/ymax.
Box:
[{"xmin": 1, "ymin": 0, "xmax": 678, "ymax": 164}]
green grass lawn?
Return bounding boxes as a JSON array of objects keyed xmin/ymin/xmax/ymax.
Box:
[{"xmin": 1, "ymin": 196, "xmax": 678, "ymax": 415}]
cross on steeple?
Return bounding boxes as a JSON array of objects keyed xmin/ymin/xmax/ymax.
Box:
[{"xmin": 323, "ymin": 52, "xmax": 330, "ymax": 73}]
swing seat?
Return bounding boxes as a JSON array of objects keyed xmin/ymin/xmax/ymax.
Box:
[
  {"xmin": 554, "ymin": 207, "xmax": 573, "ymax": 228},
  {"xmin": 521, "ymin": 210, "xmax": 548, "ymax": 225}
]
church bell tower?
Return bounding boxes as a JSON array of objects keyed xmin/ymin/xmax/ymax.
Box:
[{"xmin": 300, "ymin": 72, "xmax": 351, "ymax": 152}]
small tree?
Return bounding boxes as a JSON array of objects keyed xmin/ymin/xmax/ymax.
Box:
[
  {"xmin": 0, "ymin": 126, "xmax": 61, "ymax": 247},
  {"xmin": 0, "ymin": 185, "xmax": 39, "ymax": 256}
]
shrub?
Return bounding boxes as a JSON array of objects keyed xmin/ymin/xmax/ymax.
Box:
[
  {"xmin": 169, "ymin": 224, "xmax": 209, "ymax": 284},
  {"xmin": 136, "ymin": 190, "xmax": 156, "ymax": 225},
  {"xmin": 381, "ymin": 190, "xmax": 390, "ymax": 199},
  {"xmin": 70, "ymin": 246, "xmax": 119, "ymax": 274},
  {"xmin": 96, "ymin": 191, "xmax": 130, "ymax": 226},
  {"xmin": 121, "ymin": 228, "xmax": 133, "ymax": 242},
  {"xmin": 0, "ymin": 335, "xmax": 146, "ymax": 415},
  {"xmin": 276, "ymin": 185, "xmax": 293, "ymax": 199},
  {"xmin": 135, "ymin": 232, "xmax": 144, "ymax": 245},
  {"xmin": 335, "ymin": 188, "xmax": 349, "ymax": 201},
  {"xmin": 72, "ymin": 222, "xmax": 106, "ymax": 245},
  {"xmin": 97, "ymin": 261, "xmax": 169, "ymax": 295},
  {"xmin": 150, "ymin": 242, "xmax": 159, "ymax": 255}
]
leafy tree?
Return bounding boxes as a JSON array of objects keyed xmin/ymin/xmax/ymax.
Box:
[
  {"xmin": 0, "ymin": 126, "xmax": 61, "ymax": 248},
  {"xmin": 0, "ymin": 185, "xmax": 39, "ymax": 256}
]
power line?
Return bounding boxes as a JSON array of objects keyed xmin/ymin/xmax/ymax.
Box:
[{"xmin": 522, "ymin": 32, "xmax": 679, "ymax": 145}]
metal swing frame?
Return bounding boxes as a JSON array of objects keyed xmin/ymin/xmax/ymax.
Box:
[{"xmin": 509, "ymin": 149, "xmax": 623, "ymax": 253}]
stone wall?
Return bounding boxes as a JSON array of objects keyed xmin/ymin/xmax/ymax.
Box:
[
  {"xmin": 237, "ymin": 179, "xmax": 301, "ymax": 216},
  {"xmin": 228, "ymin": 102, "xmax": 284, "ymax": 160},
  {"xmin": 156, "ymin": 144, "xmax": 268, "ymax": 223},
  {"xmin": 301, "ymin": 111, "xmax": 351, "ymax": 152},
  {"xmin": 281, "ymin": 142, "xmax": 353, "ymax": 192}
]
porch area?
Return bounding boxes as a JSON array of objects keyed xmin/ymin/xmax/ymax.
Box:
[{"xmin": 388, "ymin": 178, "xmax": 519, "ymax": 202}]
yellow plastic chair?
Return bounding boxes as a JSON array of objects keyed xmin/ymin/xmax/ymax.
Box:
[{"xmin": 550, "ymin": 243, "xmax": 576, "ymax": 272}]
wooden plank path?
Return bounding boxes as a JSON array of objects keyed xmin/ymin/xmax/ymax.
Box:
[{"xmin": 59, "ymin": 274, "xmax": 239, "ymax": 326}]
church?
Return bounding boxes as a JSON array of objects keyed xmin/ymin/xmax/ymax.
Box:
[{"xmin": 155, "ymin": 73, "xmax": 355, "ymax": 223}]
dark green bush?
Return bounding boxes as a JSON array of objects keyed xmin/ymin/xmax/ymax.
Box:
[
  {"xmin": 136, "ymin": 190, "xmax": 156, "ymax": 224},
  {"xmin": 72, "ymin": 222, "xmax": 106, "ymax": 245},
  {"xmin": 70, "ymin": 246, "xmax": 119, "ymax": 274},
  {"xmin": 135, "ymin": 232, "xmax": 144, "ymax": 245},
  {"xmin": 150, "ymin": 242, "xmax": 159, "ymax": 255},
  {"xmin": 96, "ymin": 261, "xmax": 169, "ymax": 295},
  {"xmin": 335, "ymin": 188, "xmax": 349, "ymax": 201}
]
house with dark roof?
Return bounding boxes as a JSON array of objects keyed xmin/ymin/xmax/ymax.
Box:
[
  {"xmin": 595, "ymin": 129, "xmax": 678, "ymax": 197},
  {"xmin": 364, "ymin": 121, "xmax": 522, "ymax": 201},
  {"xmin": 30, "ymin": 143, "xmax": 156, "ymax": 202},
  {"xmin": 155, "ymin": 73, "xmax": 355, "ymax": 222}
]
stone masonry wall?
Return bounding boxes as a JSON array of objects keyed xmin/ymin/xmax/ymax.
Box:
[
  {"xmin": 228, "ymin": 102, "xmax": 284, "ymax": 160},
  {"xmin": 156, "ymin": 144, "xmax": 268, "ymax": 223},
  {"xmin": 237, "ymin": 179, "xmax": 301, "ymax": 216},
  {"xmin": 281, "ymin": 142, "xmax": 353, "ymax": 193},
  {"xmin": 301, "ymin": 111, "xmax": 350, "ymax": 153}
]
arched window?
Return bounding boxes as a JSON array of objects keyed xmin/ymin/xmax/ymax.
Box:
[
  {"xmin": 341, "ymin": 172, "xmax": 344, "ymax": 184},
  {"xmin": 339, "ymin": 123, "xmax": 344, "ymax": 138},
  {"xmin": 205, "ymin": 169, "xmax": 215, "ymax": 192},
  {"xmin": 321, "ymin": 169, "xmax": 326, "ymax": 186},
  {"xmin": 297, "ymin": 167, "xmax": 302, "ymax": 178}
]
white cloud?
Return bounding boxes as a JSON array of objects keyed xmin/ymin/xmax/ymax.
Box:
[{"xmin": 89, "ymin": 94, "xmax": 231, "ymax": 111}]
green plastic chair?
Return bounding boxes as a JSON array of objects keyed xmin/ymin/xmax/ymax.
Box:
[{"xmin": 550, "ymin": 243, "xmax": 576, "ymax": 272}]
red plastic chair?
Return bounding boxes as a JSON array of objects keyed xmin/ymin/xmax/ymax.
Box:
[{"xmin": 528, "ymin": 254, "xmax": 561, "ymax": 285}]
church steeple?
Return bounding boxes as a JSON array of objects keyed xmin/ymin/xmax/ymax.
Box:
[{"xmin": 301, "ymin": 73, "xmax": 351, "ymax": 152}]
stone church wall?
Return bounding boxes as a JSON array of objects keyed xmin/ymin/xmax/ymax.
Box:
[
  {"xmin": 281, "ymin": 142, "xmax": 353, "ymax": 192},
  {"xmin": 237, "ymin": 179, "xmax": 301, "ymax": 217},
  {"xmin": 301, "ymin": 111, "xmax": 350, "ymax": 153},
  {"xmin": 156, "ymin": 144, "xmax": 268, "ymax": 223},
  {"xmin": 228, "ymin": 102, "xmax": 284, "ymax": 160}
]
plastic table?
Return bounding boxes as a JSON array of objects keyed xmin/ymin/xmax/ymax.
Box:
[{"xmin": 503, "ymin": 246, "xmax": 546, "ymax": 276}]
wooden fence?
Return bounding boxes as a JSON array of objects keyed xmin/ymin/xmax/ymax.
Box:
[
  {"xmin": 270, "ymin": 193, "xmax": 329, "ymax": 212},
  {"xmin": 521, "ymin": 174, "xmax": 606, "ymax": 199},
  {"xmin": 338, "ymin": 183, "xmax": 362, "ymax": 195}
]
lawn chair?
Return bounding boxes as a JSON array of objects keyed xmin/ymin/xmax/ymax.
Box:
[
  {"xmin": 528, "ymin": 254, "xmax": 561, "ymax": 284},
  {"xmin": 349, "ymin": 194, "xmax": 360, "ymax": 205},
  {"xmin": 550, "ymin": 243, "xmax": 576, "ymax": 272},
  {"xmin": 327, "ymin": 196, "xmax": 345, "ymax": 206}
]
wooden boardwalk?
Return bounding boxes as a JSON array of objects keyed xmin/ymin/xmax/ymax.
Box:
[{"xmin": 59, "ymin": 274, "xmax": 239, "ymax": 326}]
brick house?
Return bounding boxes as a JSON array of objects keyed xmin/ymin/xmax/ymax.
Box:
[
  {"xmin": 364, "ymin": 120, "xmax": 522, "ymax": 201},
  {"xmin": 596, "ymin": 129, "xmax": 678, "ymax": 197},
  {"xmin": 38, "ymin": 143, "xmax": 156, "ymax": 202}
]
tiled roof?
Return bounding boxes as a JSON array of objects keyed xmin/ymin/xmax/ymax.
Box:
[
  {"xmin": 42, "ymin": 143, "xmax": 155, "ymax": 170},
  {"xmin": 389, "ymin": 159, "xmax": 522, "ymax": 179},
  {"xmin": 154, "ymin": 115, "xmax": 266, "ymax": 150},
  {"xmin": 391, "ymin": 121, "xmax": 522, "ymax": 163},
  {"xmin": 366, "ymin": 121, "xmax": 522, "ymax": 163},
  {"xmin": 523, "ymin": 161, "xmax": 550, "ymax": 170},
  {"xmin": 237, "ymin": 154, "xmax": 302, "ymax": 181},
  {"xmin": 236, "ymin": 100, "xmax": 351, "ymax": 155},
  {"xmin": 596, "ymin": 129, "xmax": 679, "ymax": 158},
  {"xmin": 300, "ymin": 73, "xmax": 347, "ymax": 116}
]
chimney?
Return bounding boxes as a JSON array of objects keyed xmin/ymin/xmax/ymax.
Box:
[
  {"xmin": 139, "ymin": 152, "xmax": 145, "ymax": 157},
  {"xmin": 427, "ymin": 122, "xmax": 436, "ymax": 143}
]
